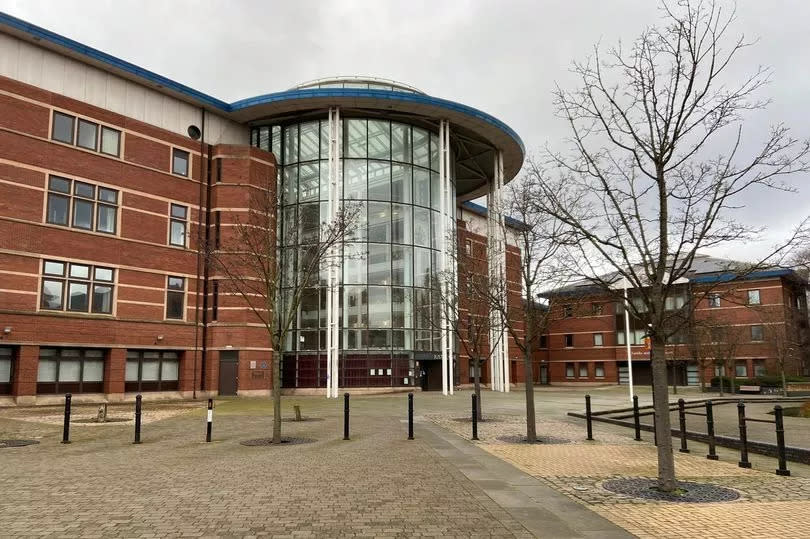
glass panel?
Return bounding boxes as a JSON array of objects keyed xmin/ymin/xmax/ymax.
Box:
[
  {"xmin": 46, "ymin": 194, "xmax": 69, "ymax": 225},
  {"xmin": 92, "ymin": 285, "xmax": 113, "ymax": 313},
  {"xmin": 68, "ymin": 282, "xmax": 89, "ymax": 311},
  {"xmin": 368, "ymin": 244, "xmax": 391, "ymax": 285},
  {"xmin": 319, "ymin": 120, "xmax": 330, "ymax": 160},
  {"xmin": 299, "ymin": 203, "xmax": 320, "ymax": 243},
  {"xmin": 125, "ymin": 360, "xmax": 139, "ymax": 381},
  {"xmin": 281, "ymin": 248, "xmax": 296, "ymax": 287},
  {"xmin": 168, "ymin": 277, "xmax": 184, "ymax": 290},
  {"xmin": 100, "ymin": 126, "xmax": 120, "ymax": 156},
  {"xmin": 170, "ymin": 221, "xmax": 186, "ymax": 246},
  {"xmin": 343, "ymin": 243, "xmax": 367, "ymax": 284},
  {"xmin": 173, "ymin": 149, "xmax": 189, "ymax": 176},
  {"xmin": 415, "ymin": 288, "xmax": 431, "ymax": 328},
  {"xmin": 0, "ymin": 358, "xmax": 11, "ymax": 383},
  {"xmin": 368, "ymin": 329, "xmax": 391, "ymax": 348},
  {"xmin": 391, "ymin": 204, "xmax": 411, "ymax": 244},
  {"xmin": 413, "ymin": 206, "xmax": 430, "ymax": 247},
  {"xmin": 344, "ymin": 159, "xmax": 367, "ymax": 200},
  {"xmin": 69, "ymin": 264, "xmax": 89, "ymax": 279},
  {"xmin": 52, "ymin": 112, "xmax": 75, "ymax": 144},
  {"xmin": 368, "ymin": 202, "xmax": 391, "ymax": 243},
  {"xmin": 413, "ymin": 168, "xmax": 430, "ymax": 207},
  {"xmin": 429, "ymin": 133, "xmax": 439, "ymax": 172},
  {"xmin": 41, "ymin": 280, "xmax": 63, "ymax": 309},
  {"xmin": 414, "ymin": 247, "xmax": 431, "ymax": 288},
  {"xmin": 83, "ymin": 360, "xmax": 104, "ymax": 382},
  {"xmin": 298, "ymin": 163, "xmax": 319, "ymax": 202},
  {"xmin": 77, "ymin": 119, "xmax": 97, "ymax": 150},
  {"xmin": 162, "ymin": 360, "xmax": 179, "ymax": 381},
  {"xmin": 431, "ymin": 211, "xmax": 442, "ymax": 249},
  {"xmin": 272, "ymin": 125, "xmax": 282, "ymax": 163},
  {"xmin": 171, "ymin": 204, "xmax": 187, "ymax": 219},
  {"xmin": 346, "ymin": 200, "xmax": 366, "ymax": 241},
  {"xmin": 37, "ymin": 359, "xmax": 58, "ymax": 382},
  {"xmin": 412, "ymin": 128, "xmax": 429, "ymax": 168},
  {"xmin": 98, "ymin": 187, "xmax": 118, "ymax": 203},
  {"xmin": 345, "ymin": 119, "xmax": 367, "ymax": 158},
  {"xmin": 300, "ymin": 288, "xmax": 319, "ymax": 328},
  {"xmin": 391, "ymin": 123, "xmax": 411, "ymax": 163},
  {"xmin": 74, "ymin": 182, "xmax": 95, "ymax": 199},
  {"xmin": 344, "ymin": 286, "xmax": 368, "ymax": 328},
  {"xmin": 299, "ymin": 121, "xmax": 319, "ymax": 162},
  {"xmin": 49, "ymin": 176, "xmax": 71, "ymax": 193},
  {"xmin": 284, "ymin": 123, "xmax": 298, "ymax": 164},
  {"xmin": 283, "ymin": 165, "xmax": 298, "ymax": 204},
  {"xmin": 94, "ymin": 267, "xmax": 113, "ymax": 281},
  {"xmin": 367, "ymin": 120, "xmax": 390, "ymax": 160},
  {"xmin": 60, "ymin": 359, "xmax": 81, "ymax": 382},
  {"xmin": 367, "ymin": 161, "xmax": 390, "ymax": 201},
  {"xmin": 283, "ymin": 206, "xmax": 297, "ymax": 245},
  {"xmin": 166, "ymin": 291, "xmax": 184, "ymax": 319},
  {"xmin": 72, "ymin": 199, "xmax": 93, "ymax": 230},
  {"xmin": 430, "ymin": 172, "xmax": 440, "ymax": 210},
  {"xmin": 391, "ymin": 164, "xmax": 411, "ymax": 204},
  {"xmin": 391, "ymin": 245, "xmax": 413, "ymax": 286},
  {"xmin": 142, "ymin": 360, "xmax": 160, "ymax": 381},
  {"xmin": 368, "ymin": 287, "xmax": 392, "ymax": 327},
  {"xmin": 392, "ymin": 287, "xmax": 412, "ymax": 328},
  {"xmin": 96, "ymin": 205, "xmax": 116, "ymax": 233}
]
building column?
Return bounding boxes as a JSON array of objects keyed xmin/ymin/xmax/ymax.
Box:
[
  {"xmin": 325, "ymin": 106, "xmax": 341, "ymax": 398},
  {"xmin": 104, "ymin": 348, "xmax": 126, "ymax": 401},
  {"xmin": 12, "ymin": 344, "xmax": 38, "ymax": 404},
  {"xmin": 487, "ymin": 150, "xmax": 509, "ymax": 392}
]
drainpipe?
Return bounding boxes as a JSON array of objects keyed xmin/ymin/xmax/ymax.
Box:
[{"xmin": 191, "ymin": 108, "xmax": 207, "ymax": 399}]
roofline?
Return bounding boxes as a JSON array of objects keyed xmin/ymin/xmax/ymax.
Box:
[{"xmin": 460, "ymin": 201, "xmax": 525, "ymax": 229}]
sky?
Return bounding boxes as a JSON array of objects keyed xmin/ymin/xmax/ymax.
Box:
[{"xmin": 2, "ymin": 0, "xmax": 809, "ymax": 262}]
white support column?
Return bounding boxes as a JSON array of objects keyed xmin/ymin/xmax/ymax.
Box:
[
  {"xmin": 441, "ymin": 120, "xmax": 454, "ymax": 396},
  {"xmin": 487, "ymin": 160, "xmax": 500, "ymax": 392},
  {"xmin": 325, "ymin": 107, "xmax": 341, "ymax": 398},
  {"xmin": 497, "ymin": 151, "xmax": 510, "ymax": 393},
  {"xmin": 439, "ymin": 120, "xmax": 449, "ymax": 396},
  {"xmin": 487, "ymin": 150, "xmax": 510, "ymax": 392}
]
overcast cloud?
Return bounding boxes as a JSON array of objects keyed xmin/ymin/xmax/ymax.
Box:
[{"xmin": 2, "ymin": 0, "xmax": 809, "ymax": 261}]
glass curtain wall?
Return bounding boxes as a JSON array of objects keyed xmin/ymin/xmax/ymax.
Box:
[{"xmin": 251, "ymin": 117, "xmax": 456, "ymax": 388}]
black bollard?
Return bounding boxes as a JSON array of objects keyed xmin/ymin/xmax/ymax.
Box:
[
  {"xmin": 774, "ymin": 405, "xmax": 790, "ymax": 476},
  {"xmin": 706, "ymin": 400, "xmax": 718, "ymax": 460},
  {"xmin": 471, "ymin": 394, "xmax": 479, "ymax": 441},
  {"xmin": 737, "ymin": 401, "xmax": 750, "ymax": 468},
  {"xmin": 133, "ymin": 394, "xmax": 142, "ymax": 444},
  {"xmin": 61, "ymin": 393, "xmax": 72, "ymax": 444},
  {"xmin": 206, "ymin": 398, "xmax": 213, "ymax": 443},
  {"xmin": 678, "ymin": 398, "xmax": 690, "ymax": 453},
  {"xmin": 633, "ymin": 395, "xmax": 642, "ymax": 441},
  {"xmin": 407, "ymin": 392, "xmax": 414, "ymax": 440},
  {"xmin": 585, "ymin": 394, "xmax": 593, "ymax": 441},
  {"xmin": 343, "ymin": 392, "xmax": 350, "ymax": 441}
]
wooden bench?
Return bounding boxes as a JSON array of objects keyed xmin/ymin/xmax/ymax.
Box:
[{"xmin": 739, "ymin": 385, "xmax": 761, "ymax": 394}]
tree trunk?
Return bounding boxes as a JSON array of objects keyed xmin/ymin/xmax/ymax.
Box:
[
  {"xmin": 272, "ymin": 350, "xmax": 282, "ymax": 443},
  {"xmin": 718, "ymin": 367, "xmax": 724, "ymax": 396},
  {"xmin": 523, "ymin": 348, "xmax": 537, "ymax": 443},
  {"xmin": 473, "ymin": 356, "xmax": 483, "ymax": 421},
  {"xmin": 699, "ymin": 360, "xmax": 706, "ymax": 392},
  {"xmin": 651, "ymin": 337, "xmax": 677, "ymax": 492},
  {"xmin": 781, "ymin": 364, "xmax": 788, "ymax": 397}
]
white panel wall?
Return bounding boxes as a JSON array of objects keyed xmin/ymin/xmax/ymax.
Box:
[
  {"xmin": 0, "ymin": 32, "xmax": 247, "ymax": 145},
  {"xmin": 459, "ymin": 206, "xmax": 518, "ymax": 247}
]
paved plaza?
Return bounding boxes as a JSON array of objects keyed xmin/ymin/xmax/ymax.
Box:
[{"xmin": 1, "ymin": 386, "xmax": 809, "ymax": 538}]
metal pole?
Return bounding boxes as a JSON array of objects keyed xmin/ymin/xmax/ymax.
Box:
[
  {"xmin": 632, "ymin": 395, "xmax": 642, "ymax": 441},
  {"xmin": 706, "ymin": 400, "xmax": 718, "ymax": 460},
  {"xmin": 61, "ymin": 393, "xmax": 71, "ymax": 444},
  {"xmin": 774, "ymin": 405, "xmax": 790, "ymax": 476},
  {"xmin": 678, "ymin": 398, "xmax": 689, "ymax": 453},
  {"xmin": 343, "ymin": 392, "xmax": 350, "ymax": 441},
  {"xmin": 133, "ymin": 394, "xmax": 142, "ymax": 445},
  {"xmin": 407, "ymin": 392, "xmax": 414, "ymax": 440},
  {"xmin": 471, "ymin": 393, "xmax": 479, "ymax": 440},
  {"xmin": 585, "ymin": 394, "xmax": 593, "ymax": 440},
  {"xmin": 737, "ymin": 401, "xmax": 750, "ymax": 468},
  {"xmin": 623, "ymin": 282, "xmax": 634, "ymax": 402},
  {"xmin": 206, "ymin": 398, "xmax": 213, "ymax": 443}
]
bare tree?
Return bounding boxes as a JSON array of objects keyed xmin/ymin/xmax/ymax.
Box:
[
  {"xmin": 210, "ymin": 186, "xmax": 356, "ymax": 443},
  {"xmin": 535, "ymin": 0, "xmax": 810, "ymax": 491}
]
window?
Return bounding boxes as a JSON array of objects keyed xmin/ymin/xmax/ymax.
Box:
[
  {"xmin": 0, "ymin": 347, "xmax": 13, "ymax": 395},
  {"xmin": 564, "ymin": 334, "xmax": 574, "ymax": 347},
  {"xmin": 465, "ymin": 239, "xmax": 473, "ymax": 257},
  {"xmin": 166, "ymin": 276, "xmax": 185, "ymax": 320},
  {"xmin": 173, "ymin": 148, "xmax": 190, "ymax": 176},
  {"xmin": 748, "ymin": 289, "xmax": 761, "ymax": 305},
  {"xmin": 77, "ymin": 119, "xmax": 98, "ymax": 151},
  {"xmin": 565, "ymin": 362, "xmax": 575, "ymax": 378},
  {"xmin": 750, "ymin": 325, "xmax": 764, "ymax": 341},
  {"xmin": 617, "ymin": 330, "xmax": 646, "ymax": 345},
  {"xmin": 46, "ymin": 176, "xmax": 118, "ymax": 234},
  {"xmin": 665, "ymin": 295, "xmax": 686, "ymax": 311},
  {"xmin": 708, "ymin": 294, "xmax": 721, "ymax": 308},
  {"xmin": 714, "ymin": 364, "xmax": 726, "ymax": 376},
  {"xmin": 100, "ymin": 126, "xmax": 121, "ymax": 156},
  {"xmin": 563, "ymin": 304, "xmax": 573, "ymax": 318},
  {"xmin": 36, "ymin": 348, "xmax": 104, "ymax": 394},
  {"xmin": 539, "ymin": 335, "xmax": 547, "ymax": 348},
  {"xmin": 595, "ymin": 362, "xmax": 605, "ymax": 378},
  {"xmin": 735, "ymin": 361, "xmax": 748, "ymax": 377},
  {"xmin": 212, "ymin": 280, "xmax": 219, "ymax": 322},
  {"xmin": 710, "ymin": 327, "xmax": 723, "ymax": 343},
  {"xmin": 753, "ymin": 359, "xmax": 767, "ymax": 377},
  {"xmin": 579, "ymin": 363, "xmax": 589, "ymax": 378},
  {"xmin": 51, "ymin": 111, "xmax": 120, "ymax": 156},
  {"xmin": 40, "ymin": 260, "xmax": 114, "ymax": 314},
  {"xmin": 125, "ymin": 350, "xmax": 180, "ymax": 392},
  {"xmin": 593, "ymin": 333, "xmax": 604, "ymax": 346},
  {"xmin": 52, "ymin": 112, "xmax": 75, "ymax": 144},
  {"xmin": 591, "ymin": 303, "xmax": 603, "ymax": 315},
  {"xmin": 169, "ymin": 204, "xmax": 188, "ymax": 247}
]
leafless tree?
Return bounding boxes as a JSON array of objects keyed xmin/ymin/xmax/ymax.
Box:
[
  {"xmin": 209, "ymin": 187, "xmax": 356, "ymax": 444},
  {"xmin": 534, "ymin": 0, "xmax": 810, "ymax": 491}
]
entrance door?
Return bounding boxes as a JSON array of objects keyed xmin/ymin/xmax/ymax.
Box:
[
  {"xmin": 420, "ymin": 360, "xmax": 443, "ymax": 391},
  {"xmin": 219, "ymin": 351, "xmax": 239, "ymax": 396},
  {"xmin": 540, "ymin": 364, "xmax": 548, "ymax": 385}
]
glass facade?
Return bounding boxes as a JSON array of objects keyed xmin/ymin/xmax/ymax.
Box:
[{"xmin": 251, "ymin": 117, "xmax": 456, "ymax": 388}]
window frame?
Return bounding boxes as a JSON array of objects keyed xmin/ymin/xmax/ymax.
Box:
[
  {"xmin": 563, "ymin": 304, "xmax": 573, "ymax": 318},
  {"xmin": 0, "ymin": 347, "xmax": 13, "ymax": 394},
  {"xmin": 45, "ymin": 176, "xmax": 118, "ymax": 235},
  {"xmin": 172, "ymin": 148, "xmax": 190, "ymax": 177},
  {"xmin": 578, "ymin": 363, "xmax": 589, "ymax": 378},
  {"xmin": 125, "ymin": 350, "xmax": 180, "ymax": 392},
  {"xmin": 565, "ymin": 362, "xmax": 575, "ymax": 378},
  {"xmin": 76, "ymin": 118, "xmax": 99, "ymax": 151},
  {"xmin": 51, "ymin": 110, "xmax": 121, "ymax": 157},
  {"xmin": 593, "ymin": 333, "xmax": 604, "ymax": 347},
  {"xmin": 165, "ymin": 275, "xmax": 186, "ymax": 320},
  {"xmin": 36, "ymin": 348, "xmax": 105, "ymax": 394},
  {"xmin": 52, "ymin": 111, "xmax": 75, "ymax": 144},
  {"xmin": 708, "ymin": 294, "xmax": 721, "ymax": 308},
  {"xmin": 594, "ymin": 362, "xmax": 605, "ymax": 378},
  {"xmin": 40, "ymin": 260, "xmax": 114, "ymax": 315},
  {"xmin": 169, "ymin": 203, "xmax": 188, "ymax": 247},
  {"xmin": 750, "ymin": 324, "xmax": 764, "ymax": 342},
  {"xmin": 564, "ymin": 334, "xmax": 574, "ymax": 348},
  {"xmin": 748, "ymin": 289, "xmax": 761, "ymax": 305}
]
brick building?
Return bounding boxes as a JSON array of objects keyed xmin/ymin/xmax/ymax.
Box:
[
  {"xmin": 0, "ymin": 13, "xmax": 524, "ymax": 403},
  {"xmin": 535, "ymin": 255, "xmax": 810, "ymax": 386}
]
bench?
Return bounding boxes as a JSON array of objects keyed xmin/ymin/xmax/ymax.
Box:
[{"xmin": 739, "ymin": 385, "xmax": 761, "ymax": 394}]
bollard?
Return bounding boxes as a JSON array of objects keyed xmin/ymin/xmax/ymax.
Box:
[
  {"xmin": 678, "ymin": 398, "xmax": 690, "ymax": 453},
  {"xmin": 632, "ymin": 395, "xmax": 642, "ymax": 441},
  {"xmin": 343, "ymin": 393, "xmax": 350, "ymax": 441},
  {"xmin": 585, "ymin": 394, "xmax": 593, "ymax": 441},
  {"xmin": 407, "ymin": 392, "xmax": 414, "ymax": 440},
  {"xmin": 206, "ymin": 398, "xmax": 213, "ymax": 443},
  {"xmin": 471, "ymin": 394, "xmax": 479, "ymax": 441},
  {"xmin": 706, "ymin": 400, "xmax": 718, "ymax": 460},
  {"xmin": 774, "ymin": 405, "xmax": 790, "ymax": 476},
  {"xmin": 737, "ymin": 401, "xmax": 751, "ymax": 468},
  {"xmin": 133, "ymin": 394, "xmax": 142, "ymax": 444},
  {"xmin": 61, "ymin": 393, "xmax": 72, "ymax": 444}
]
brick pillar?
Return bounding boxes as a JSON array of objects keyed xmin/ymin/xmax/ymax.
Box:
[
  {"xmin": 105, "ymin": 348, "xmax": 126, "ymax": 401},
  {"xmin": 12, "ymin": 345, "xmax": 38, "ymax": 404},
  {"xmin": 178, "ymin": 349, "xmax": 198, "ymax": 396}
]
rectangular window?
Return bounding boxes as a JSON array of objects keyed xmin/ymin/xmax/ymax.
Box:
[
  {"xmin": 100, "ymin": 126, "xmax": 121, "ymax": 156},
  {"xmin": 172, "ymin": 148, "xmax": 190, "ymax": 176},
  {"xmin": 77, "ymin": 119, "xmax": 98, "ymax": 151},
  {"xmin": 539, "ymin": 334, "xmax": 547, "ymax": 348},
  {"xmin": 0, "ymin": 347, "xmax": 13, "ymax": 394},
  {"xmin": 170, "ymin": 203, "xmax": 188, "ymax": 246},
  {"xmin": 214, "ymin": 211, "xmax": 221, "ymax": 249},
  {"xmin": 593, "ymin": 333, "xmax": 603, "ymax": 346},
  {"xmin": 753, "ymin": 359, "xmax": 767, "ymax": 377},
  {"xmin": 46, "ymin": 176, "xmax": 118, "ymax": 234},
  {"xmin": 579, "ymin": 363, "xmax": 589, "ymax": 378},
  {"xmin": 52, "ymin": 112, "xmax": 75, "ymax": 144},
  {"xmin": 125, "ymin": 350, "xmax": 180, "ymax": 392},
  {"xmin": 735, "ymin": 361, "xmax": 747, "ymax": 377},
  {"xmin": 708, "ymin": 294, "xmax": 721, "ymax": 308},
  {"xmin": 36, "ymin": 348, "xmax": 105, "ymax": 394},
  {"xmin": 565, "ymin": 362, "xmax": 575, "ymax": 378},
  {"xmin": 564, "ymin": 334, "xmax": 574, "ymax": 347},
  {"xmin": 52, "ymin": 111, "xmax": 121, "ymax": 157},
  {"xmin": 750, "ymin": 325, "xmax": 764, "ymax": 341},
  {"xmin": 595, "ymin": 362, "xmax": 605, "ymax": 378},
  {"xmin": 748, "ymin": 289, "xmax": 761, "ymax": 305},
  {"xmin": 465, "ymin": 239, "xmax": 473, "ymax": 257},
  {"xmin": 41, "ymin": 260, "xmax": 114, "ymax": 314},
  {"xmin": 166, "ymin": 276, "xmax": 185, "ymax": 320},
  {"xmin": 212, "ymin": 280, "xmax": 218, "ymax": 321},
  {"xmin": 591, "ymin": 303, "xmax": 603, "ymax": 315},
  {"xmin": 563, "ymin": 304, "xmax": 573, "ymax": 318}
]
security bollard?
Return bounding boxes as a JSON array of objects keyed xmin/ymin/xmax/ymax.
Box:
[
  {"xmin": 206, "ymin": 398, "xmax": 213, "ymax": 443},
  {"xmin": 774, "ymin": 405, "xmax": 790, "ymax": 476},
  {"xmin": 471, "ymin": 394, "xmax": 479, "ymax": 441},
  {"xmin": 737, "ymin": 401, "xmax": 751, "ymax": 468},
  {"xmin": 133, "ymin": 394, "xmax": 142, "ymax": 445},
  {"xmin": 343, "ymin": 392, "xmax": 350, "ymax": 441},
  {"xmin": 633, "ymin": 395, "xmax": 642, "ymax": 441},
  {"xmin": 407, "ymin": 392, "xmax": 414, "ymax": 440},
  {"xmin": 61, "ymin": 393, "xmax": 72, "ymax": 444},
  {"xmin": 706, "ymin": 400, "xmax": 718, "ymax": 460},
  {"xmin": 585, "ymin": 394, "xmax": 593, "ymax": 441},
  {"xmin": 678, "ymin": 398, "xmax": 690, "ymax": 453}
]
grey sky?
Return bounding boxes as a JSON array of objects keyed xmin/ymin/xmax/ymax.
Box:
[{"xmin": 2, "ymin": 0, "xmax": 809, "ymax": 261}]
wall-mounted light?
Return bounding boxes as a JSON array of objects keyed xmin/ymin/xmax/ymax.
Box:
[
  {"xmin": 2, "ymin": 327, "xmax": 10, "ymax": 335},
  {"xmin": 156, "ymin": 335, "xmax": 164, "ymax": 341}
]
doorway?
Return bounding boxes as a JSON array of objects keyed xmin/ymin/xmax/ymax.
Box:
[
  {"xmin": 540, "ymin": 364, "xmax": 548, "ymax": 385},
  {"xmin": 219, "ymin": 350, "xmax": 239, "ymax": 396},
  {"xmin": 419, "ymin": 360, "xmax": 443, "ymax": 391}
]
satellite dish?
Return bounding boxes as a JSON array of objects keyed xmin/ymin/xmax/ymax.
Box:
[{"xmin": 187, "ymin": 125, "xmax": 202, "ymax": 140}]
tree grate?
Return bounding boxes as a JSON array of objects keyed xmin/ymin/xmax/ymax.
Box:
[
  {"xmin": 0, "ymin": 439, "xmax": 40, "ymax": 448},
  {"xmin": 601, "ymin": 478, "xmax": 741, "ymax": 503},
  {"xmin": 496, "ymin": 434, "xmax": 572, "ymax": 445},
  {"xmin": 240, "ymin": 437, "xmax": 316, "ymax": 446}
]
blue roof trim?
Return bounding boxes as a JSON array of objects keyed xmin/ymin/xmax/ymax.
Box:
[
  {"xmin": 690, "ymin": 268, "xmax": 794, "ymax": 284},
  {"xmin": 461, "ymin": 201, "xmax": 524, "ymax": 228}
]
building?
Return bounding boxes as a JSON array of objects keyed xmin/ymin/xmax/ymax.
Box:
[
  {"xmin": 535, "ymin": 255, "xmax": 810, "ymax": 386},
  {"xmin": 0, "ymin": 13, "xmax": 524, "ymax": 404}
]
